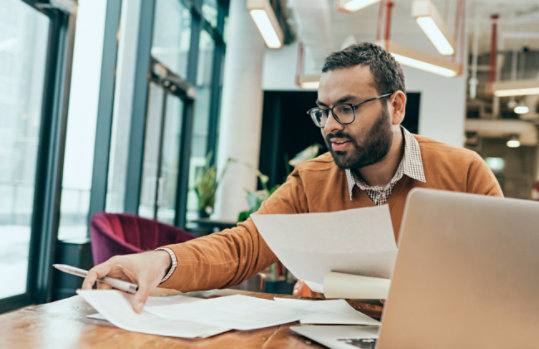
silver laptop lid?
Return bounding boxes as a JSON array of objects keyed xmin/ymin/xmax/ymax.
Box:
[{"xmin": 377, "ymin": 188, "xmax": 539, "ymax": 349}]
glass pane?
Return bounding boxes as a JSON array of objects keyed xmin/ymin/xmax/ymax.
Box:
[
  {"xmin": 156, "ymin": 97, "xmax": 185, "ymax": 224},
  {"xmin": 187, "ymin": 30, "xmax": 215, "ymax": 217},
  {"xmin": 202, "ymin": 0, "xmax": 218, "ymax": 28},
  {"xmin": 139, "ymin": 82, "xmax": 165, "ymax": 219},
  {"xmin": 0, "ymin": 0, "xmax": 49, "ymax": 298},
  {"xmin": 152, "ymin": 0, "xmax": 191, "ymax": 78},
  {"xmin": 58, "ymin": 0, "xmax": 107, "ymax": 241},
  {"xmin": 106, "ymin": 0, "xmax": 139, "ymax": 213}
]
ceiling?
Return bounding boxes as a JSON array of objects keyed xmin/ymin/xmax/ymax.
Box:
[{"xmin": 287, "ymin": 0, "xmax": 539, "ymax": 71}]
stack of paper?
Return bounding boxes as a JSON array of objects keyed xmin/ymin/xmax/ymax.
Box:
[
  {"xmin": 78, "ymin": 290, "xmax": 380, "ymax": 339},
  {"xmin": 252, "ymin": 205, "xmax": 397, "ymax": 299}
]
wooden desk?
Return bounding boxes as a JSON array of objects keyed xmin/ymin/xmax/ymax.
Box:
[{"xmin": 0, "ymin": 289, "xmax": 382, "ymax": 348}]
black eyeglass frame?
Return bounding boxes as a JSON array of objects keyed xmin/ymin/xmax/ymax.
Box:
[{"xmin": 307, "ymin": 92, "xmax": 394, "ymax": 128}]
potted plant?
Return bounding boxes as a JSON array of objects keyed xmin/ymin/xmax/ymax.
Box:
[{"xmin": 194, "ymin": 152, "xmax": 230, "ymax": 218}]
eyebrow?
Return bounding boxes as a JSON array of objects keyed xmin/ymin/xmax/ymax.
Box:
[{"xmin": 316, "ymin": 95, "xmax": 358, "ymax": 107}]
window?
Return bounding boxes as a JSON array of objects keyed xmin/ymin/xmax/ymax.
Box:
[{"xmin": 0, "ymin": 0, "xmax": 49, "ymax": 299}]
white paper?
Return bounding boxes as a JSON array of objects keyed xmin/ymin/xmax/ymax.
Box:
[
  {"xmin": 323, "ymin": 272, "xmax": 391, "ymax": 299},
  {"xmin": 273, "ymin": 298, "xmax": 380, "ymax": 326},
  {"xmin": 77, "ymin": 290, "xmax": 228, "ymax": 338},
  {"xmin": 252, "ymin": 206, "xmax": 397, "ymax": 288},
  {"xmin": 145, "ymin": 294, "xmax": 302, "ymax": 330},
  {"xmin": 291, "ymin": 325, "xmax": 379, "ymax": 349}
]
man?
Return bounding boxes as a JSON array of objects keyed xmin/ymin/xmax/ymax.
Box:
[{"xmin": 83, "ymin": 42, "xmax": 502, "ymax": 313}]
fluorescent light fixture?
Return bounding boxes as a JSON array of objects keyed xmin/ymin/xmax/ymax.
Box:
[
  {"xmin": 506, "ymin": 135, "xmax": 520, "ymax": 148},
  {"xmin": 247, "ymin": 0, "xmax": 284, "ymax": 49},
  {"xmin": 336, "ymin": 0, "xmax": 381, "ymax": 12},
  {"xmin": 296, "ymin": 75, "xmax": 320, "ymax": 89},
  {"xmin": 412, "ymin": 0, "xmax": 456, "ymax": 55},
  {"xmin": 378, "ymin": 40, "xmax": 461, "ymax": 77},
  {"xmin": 492, "ymin": 79, "xmax": 539, "ymax": 97},
  {"xmin": 514, "ymin": 103, "xmax": 529, "ymax": 115}
]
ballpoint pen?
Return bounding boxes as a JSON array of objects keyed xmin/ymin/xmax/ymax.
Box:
[{"xmin": 53, "ymin": 264, "xmax": 139, "ymax": 294}]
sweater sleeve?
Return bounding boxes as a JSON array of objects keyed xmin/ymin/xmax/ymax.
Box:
[
  {"xmin": 467, "ymin": 152, "xmax": 504, "ymax": 197},
  {"xmin": 159, "ymin": 168, "xmax": 308, "ymax": 292}
]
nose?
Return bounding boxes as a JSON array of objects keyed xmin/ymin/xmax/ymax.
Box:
[{"xmin": 322, "ymin": 111, "xmax": 344, "ymax": 135}]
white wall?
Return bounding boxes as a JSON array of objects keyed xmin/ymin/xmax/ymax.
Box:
[
  {"xmin": 404, "ymin": 67, "xmax": 467, "ymax": 146},
  {"xmin": 263, "ymin": 42, "xmax": 306, "ymax": 91}
]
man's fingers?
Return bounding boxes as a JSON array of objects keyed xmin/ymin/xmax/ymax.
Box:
[
  {"xmin": 132, "ymin": 285, "xmax": 150, "ymax": 313},
  {"xmin": 96, "ymin": 281, "xmax": 113, "ymax": 290},
  {"xmin": 82, "ymin": 263, "xmax": 112, "ymax": 290}
]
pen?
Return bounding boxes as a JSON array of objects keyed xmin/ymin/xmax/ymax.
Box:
[{"xmin": 53, "ymin": 264, "xmax": 139, "ymax": 294}]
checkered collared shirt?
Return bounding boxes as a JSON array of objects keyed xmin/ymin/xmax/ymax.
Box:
[{"xmin": 345, "ymin": 127, "xmax": 426, "ymax": 205}]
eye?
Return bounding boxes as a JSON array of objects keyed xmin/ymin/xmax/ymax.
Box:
[
  {"xmin": 315, "ymin": 110, "xmax": 327, "ymax": 121},
  {"xmin": 339, "ymin": 105, "xmax": 355, "ymax": 114}
]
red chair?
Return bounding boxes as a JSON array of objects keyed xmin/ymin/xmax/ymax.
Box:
[{"xmin": 89, "ymin": 212, "xmax": 196, "ymax": 265}]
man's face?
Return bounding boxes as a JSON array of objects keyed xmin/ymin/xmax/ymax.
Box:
[{"xmin": 316, "ymin": 65, "xmax": 394, "ymax": 169}]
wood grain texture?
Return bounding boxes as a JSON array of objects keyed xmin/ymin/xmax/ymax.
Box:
[{"xmin": 0, "ymin": 289, "xmax": 381, "ymax": 348}]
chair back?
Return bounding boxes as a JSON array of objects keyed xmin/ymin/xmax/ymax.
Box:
[{"xmin": 89, "ymin": 212, "xmax": 196, "ymax": 265}]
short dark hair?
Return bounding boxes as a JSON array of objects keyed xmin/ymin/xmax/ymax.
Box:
[{"xmin": 321, "ymin": 42, "xmax": 406, "ymax": 94}]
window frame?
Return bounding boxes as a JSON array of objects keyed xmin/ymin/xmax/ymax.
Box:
[{"xmin": 0, "ymin": 0, "xmax": 73, "ymax": 313}]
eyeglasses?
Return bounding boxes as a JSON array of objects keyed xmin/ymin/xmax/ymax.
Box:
[{"xmin": 307, "ymin": 92, "xmax": 394, "ymax": 128}]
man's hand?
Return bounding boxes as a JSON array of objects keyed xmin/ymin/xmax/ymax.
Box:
[{"xmin": 81, "ymin": 250, "xmax": 172, "ymax": 313}]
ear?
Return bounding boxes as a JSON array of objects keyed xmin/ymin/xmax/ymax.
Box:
[{"xmin": 389, "ymin": 90, "xmax": 406, "ymax": 125}]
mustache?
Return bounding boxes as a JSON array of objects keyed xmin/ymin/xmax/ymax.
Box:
[{"xmin": 325, "ymin": 132, "xmax": 352, "ymax": 143}]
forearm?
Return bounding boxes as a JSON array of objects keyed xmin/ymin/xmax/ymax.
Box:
[{"xmin": 159, "ymin": 221, "xmax": 277, "ymax": 291}]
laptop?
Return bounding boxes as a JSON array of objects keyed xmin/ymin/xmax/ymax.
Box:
[{"xmin": 377, "ymin": 188, "xmax": 539, "ymax": 348}]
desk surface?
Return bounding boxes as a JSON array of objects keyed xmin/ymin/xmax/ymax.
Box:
[{"xmin": 0, "ymin": 289, "xmax": 381, "ymax": 349}]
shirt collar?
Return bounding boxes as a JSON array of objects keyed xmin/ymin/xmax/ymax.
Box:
[{"xmin": 345, "ymin": 126, "xmax": 426, "ymax": 200}]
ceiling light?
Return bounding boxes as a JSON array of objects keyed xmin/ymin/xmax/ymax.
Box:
[
  {"xmin": 336, "ymin": 0, "xmax": 381, "ymax": 12},
  {"xmin": 506, "ymin": 135, "xmax": 520, "ymax": 148},
  {"xmin": 514, "ymin": 102, "xmax": 529, "ymax": 115},
  {"xmin": 378, "ymin": 40, "xmax": 460, "ymax": 77},
  {"xmin": 247, "ymin": 0, "xmax": 284, "ymax": 49},
  {"xmin": 492, "ymin": 79, "xmax": 539, "ymax": 97},
  {"xmin": 412, "ymin": 0, "xmax": 456, "ymax": 55}
]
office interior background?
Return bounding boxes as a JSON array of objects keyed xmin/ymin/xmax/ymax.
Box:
[{"xmin": 1, "ymin": 0, "xmax": 538, "ymax": 313}]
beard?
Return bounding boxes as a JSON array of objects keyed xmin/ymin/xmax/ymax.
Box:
[{"xmin": 324, "ymin": 106, "xmax": 393, "ymax": 169}]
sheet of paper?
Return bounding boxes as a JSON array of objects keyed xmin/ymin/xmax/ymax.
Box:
[
  {"xmin": 145, "ymin": 294, "xmax": 302, "ymax": 330},
  {"xmin": 252, "ymin": 206, "xmax": 397, "ymax": 288},
  {"xmin": 77, "ymin": 290, "xmax": 228, "ymax": 338},
  {"xmin": 273, "ymin": 298, "xmax": 380, "ymax": 326},
  {"xmin": 323, "ymin": 271, "xmax": 391, "ymax": 299},
  {"xmin": 291, "ymin": 325, "xmax": 379, "ymax": 349}
]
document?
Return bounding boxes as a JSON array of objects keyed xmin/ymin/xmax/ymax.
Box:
[
  {"xmin": 78, "ymin": 290, "xmax": 381, "ymax": 338},
  {"xmin": 291, "ymin": 325, "xmax": 379, "ymax": 349},
  {"xmin": 144, "ymin": 294, "xmax": 302, "ymax": 330},
  {"xmin": 251, "ymin": 206, "xmax": 397, "ymax": 295},
  {"xmin": 273, "ymin": 298, "xmax": 380, "ymax": 325},
  {"xmin": 77, "ymin": 290, "xmax": 228, "ymax": 338},
  {"xmin": 323, "ymin": 272, "xmax": 390, "ymax": 300}
]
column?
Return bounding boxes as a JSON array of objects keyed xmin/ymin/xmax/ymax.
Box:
[{"xmin": 213, "ymin": 0, "xmax": 266, "ymax": 221}]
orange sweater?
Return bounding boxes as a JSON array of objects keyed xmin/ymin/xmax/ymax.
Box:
[{"xmin": 161, "ymin": 135, "xmax": 503, "ymax": 291}]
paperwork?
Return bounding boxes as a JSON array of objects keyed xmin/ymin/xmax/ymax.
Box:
[
  {"xmin": 323, "ymin": 272, "xmax": 391, "ymax": 299},
  {"xmin": 144, "ymin": 294, "xmax": 301, "ymax": 330},
  {"xmin": 273, "ymin": 298, "xmax": 379, "ymax": 326},
  {"xmin": 77, "ymin": 290, "xmax": 379, "ymax": 338},
  {"xmin": 252, "ymin": 206, "xmax": 397, "ymax": 295},
  {"xmin": 77, "ymin": 290, "xmax": 227, "ymax": 338}
]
